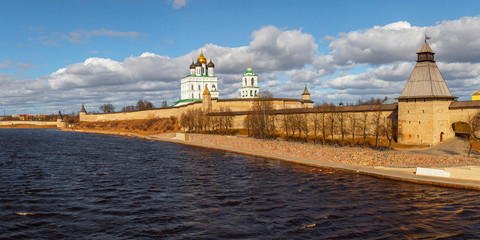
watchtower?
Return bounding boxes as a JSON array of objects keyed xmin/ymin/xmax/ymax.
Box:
[{"xmin": 397, "ymin": 37, "xmax": 456, "ymax": 145}]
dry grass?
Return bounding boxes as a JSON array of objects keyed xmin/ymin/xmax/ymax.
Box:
[{"xmin": 74, "ymin": 117, "xmax": 180, "ymax": 136}]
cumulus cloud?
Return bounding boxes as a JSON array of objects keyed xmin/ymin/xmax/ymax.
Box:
[
  {"xmin": 327, "ymin": 16, "xmax": 480, "ymax": 66},
  {"xmin": 3, "ymin": 16, "xmax": 480, "ymax": 114}
]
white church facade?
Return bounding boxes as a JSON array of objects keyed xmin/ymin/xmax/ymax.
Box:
[
  {"xmin": 240, "ymin": 57, "xmax": 259, "ymax": 98},
  {"xmin": 178, "ymin": 50, "xmax": 219, "ymax": 106}
]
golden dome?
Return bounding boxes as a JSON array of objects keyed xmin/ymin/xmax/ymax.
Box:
[{"xmin": 197, "ymin": 50, "xmax": 207, "ymax": 64}]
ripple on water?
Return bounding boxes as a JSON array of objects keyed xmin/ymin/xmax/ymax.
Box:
[{"xmin": 1, "ymin": 129, "xmax": 480, "ymax": 239}]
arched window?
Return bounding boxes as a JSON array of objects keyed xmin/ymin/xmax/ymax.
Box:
[
  {"xmin": 198, "ymin": 84, "xmax": 201, "ymax": 90},
  {"xmin": 245, "ymin": 78, "xmax": 247, "ymax": 85},
  {"xmin": 191, "ymin": 85, "xmax": 194, "ymax": 90},
  {"xmin": 255, "ymin": 90, "xmax": 257, "ymax": 96},
  {"xmin": 250, "ymin": 90, "xmax": 252, "ymax": 96},
  {"xmin": 191, "ymin": 93, "xmax": 194, "ymax": 98},
  {"xmin": 251, "ymin": 78, "xmax": 254, "ymax": 86},
  {"xmin": 213, "ymin": 84, "xmax": 216, "ymax": 90}
]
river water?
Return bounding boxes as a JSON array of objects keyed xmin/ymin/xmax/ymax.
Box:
[{"xmin": 1, "ymin": 129, "xmax": 480, "ymax": 239}]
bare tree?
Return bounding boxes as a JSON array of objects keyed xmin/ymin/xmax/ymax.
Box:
[
  {"xmin": 121, "ymin": 105, "xmax": 136, "ymax": 112},
  {"xmin": 337, "ymin": 103, "xmax": 346, "ymax": 146},
  {"xmin": 248, "ymin": 91, "xmax": 275, "ymax": 139},
  {"xmin": 136, "ymin": 100, "xmax": 155, "ymax": 111},
  {"xmin": 359, "ymin": 112, "xmax": 369, "ymax": 147},
  {"xmin": 371, "ymin": 108, "xmax": 383, "ymax": 148},
  {"xmin": 383, "ymin": 116, "xmax": 396, "ymax": 150},
  {"xmin": 301, "ymin": 112, "xmax": 309, "ymax": 142},
  {"xmin": 328, "ymin": 106, "xmax": 336, "ymax": 145},
  {"xmin": 348, "ymin": 113, "xmax": 358, "ymax": 147},
  {"xmin": 99, "ymin": 104, "xmax": 115, "ymax": 113},
  {"xmin": 281, "ymin": 103, "xmax": 291, "ymax": 140},
  {"xmin": 320, "ymin": 102, "xmax": 329, "ymax": 145},
  {"xmin": 311, "ymin": 107, "xmax": 321, "ymax": 145},
  {"xmin": 161, "ymin": 101, "xmax": 168, "ymax": 108}
]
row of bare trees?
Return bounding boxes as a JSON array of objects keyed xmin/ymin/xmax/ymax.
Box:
[
  {"xmin": 243, "ymin": 97, "xmax": 397, "ymax": 148},
  {"xmin": 243, "ymin": 92, "xmax": 276, "ymax": 139},
  {"xmin": 279, "ymin": 105, "xmax": 396, "ymax": 148},
  {"xmin": 179, "ymin": 107, "xmax": 234, "ymax": 134}
]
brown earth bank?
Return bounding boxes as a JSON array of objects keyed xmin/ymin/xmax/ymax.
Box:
[
  {"xmin": 73, "ymin": 117, "xmax": 180, "ymax": 135},
  {"xmin": 0, "ymin": 124, "xmax": 57, "ymax": 129}
]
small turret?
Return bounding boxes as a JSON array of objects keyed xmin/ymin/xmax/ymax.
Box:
[
  {"xmin": 79, "ymin": 104, "xmax": 87, "ymax": 121},
  {"xmin": 202, "ymin": 86, "xmax": 212, "ymax": 110},
  {"xmin": 302, "ymin": 84, "xmax": 311, "ymax": 101},
  {"xmin": 57, "ymin": 110, "xmax": 63, "ymax": 128}
]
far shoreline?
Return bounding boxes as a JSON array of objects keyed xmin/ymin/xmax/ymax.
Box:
[
  {"xmin": 63, "ymin": 128, "xmax": 480, "ymax": 191},
  {"xmin": 0, "ymin": 124, "xmax": 57, "ymax": 129}
]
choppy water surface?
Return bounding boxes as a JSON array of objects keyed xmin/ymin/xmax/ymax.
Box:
[{"xmin": 1, "ymin": 129, "xmax": 480, "ymax": 239}]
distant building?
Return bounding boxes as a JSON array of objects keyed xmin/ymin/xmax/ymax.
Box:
[
  {"xmin": 472, "ymin": 91, "xmax": 480, "ymax": 101},
  {"xmin": 240, "ymin": 56, "xmax": 260, "ymax": 98}
]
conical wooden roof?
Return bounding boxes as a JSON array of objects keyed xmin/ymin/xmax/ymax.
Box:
[
  {"xmin": 398, "ymin": 40, "xmax": 454, "ymax": 99},
  {"xmin": 302, "ymin": 84, "xmax": 310, "ymax": 95}
]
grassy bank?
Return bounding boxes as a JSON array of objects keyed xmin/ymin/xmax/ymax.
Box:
[{"xmin": 74, "ymin": 117, "xmax": 180, "ymax": 136}]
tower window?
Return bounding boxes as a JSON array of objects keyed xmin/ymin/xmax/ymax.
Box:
[
  {"xmin": 251, "ymin": 78, "xmax": 254, "ymax": 85},
  {"xmin": 191, "ymin": 85, "xmax": 194, "ymax": 90},
  {"xmin": 245, "ymin": 78, "xmax": 247, "ymax": 85}
]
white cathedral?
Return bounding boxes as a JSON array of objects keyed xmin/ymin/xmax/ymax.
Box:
[{"xmin": 175, "ymin": 51, "xmax": 259, "ymax": 106}]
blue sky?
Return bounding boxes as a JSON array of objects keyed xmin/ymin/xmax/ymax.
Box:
[{"xmin": 1, "ymin": 0, "xmax": 480, "ymax": 114}]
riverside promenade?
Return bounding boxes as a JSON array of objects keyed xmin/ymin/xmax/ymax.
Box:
[{"xmin": 69, "ymin": 129, "xmax": 480, "ymax": 190}]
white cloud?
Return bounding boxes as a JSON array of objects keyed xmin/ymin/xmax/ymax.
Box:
[
  {"xmin": 327, "ymin": 16, "xmax": 480, "ymax": 65},
  {"xmin": 63, "ymin": 29, "xmax": 140, "ymax": 43},
  {"xmin": 3, "ymin": 17, "xmax": 480, "ymax": 114},
  {"xmin": 172, "ymin": 0, "xmax": 186, "ymax": 9}
]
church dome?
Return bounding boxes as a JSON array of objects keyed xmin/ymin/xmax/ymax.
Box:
[
  {"xmin": 207, "ymin": 60, "xmax": 215, "ymax": 68},
  {"xmin": 195, "ymin": 61, "xmax": 202, "ymax": 67},
  {"xmin": 189, "ymin": 61, "xmax": 195, "ymax": 69},
  {"xmin": 197, "ymin": 50, "xmax": 207, "ymax": 64}
]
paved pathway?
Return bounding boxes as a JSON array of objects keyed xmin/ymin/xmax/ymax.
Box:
[{"xmin": 405, "ymin": 137, "xmax": 480, "ymax": 158}]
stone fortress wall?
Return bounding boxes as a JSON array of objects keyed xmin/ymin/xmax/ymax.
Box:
[{"xmin": 80, "ymin": 97, "xmax": 314, "ymax": 122}]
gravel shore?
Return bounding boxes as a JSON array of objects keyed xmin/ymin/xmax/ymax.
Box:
[{"xmin": 181, "ymin": 134, "xmax": 479, "ymax": 168}]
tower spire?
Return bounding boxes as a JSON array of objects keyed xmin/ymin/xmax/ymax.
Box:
[{"xmin": 248, "ymin": 55, "xmax": 251, "ymax": 68}]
